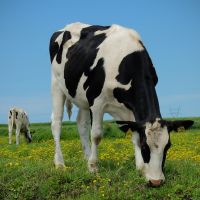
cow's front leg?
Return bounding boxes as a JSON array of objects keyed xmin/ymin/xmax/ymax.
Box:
[
  {"xmin": 51, "ymin": 78, "xmax": 66, "ymax": 169},
  {"xmin": 52, "ymin": 117, "xmax": 65, "ymax": 168},
  {"xmin": 88, "ymin": 109, "xmax": 103, "ymax": 173}
]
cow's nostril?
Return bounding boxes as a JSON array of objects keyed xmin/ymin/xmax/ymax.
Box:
[{"xmin": 149, "ymin": 179, "xmax": 162, "ymax": 187}]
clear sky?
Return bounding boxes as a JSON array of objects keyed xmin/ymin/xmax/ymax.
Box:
[{"xmin": 0, "ymin": 0, "xmax": 200, "ymax": 123}]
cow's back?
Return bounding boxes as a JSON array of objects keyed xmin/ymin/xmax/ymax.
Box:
[{"xmin": 50, "ymin": 23, "xmax": 147, "ymax": 109}]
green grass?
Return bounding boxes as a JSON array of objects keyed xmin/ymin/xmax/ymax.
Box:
[{"xmin": 0, "ymin": 118, "xmax": 200, "ymax": 200}]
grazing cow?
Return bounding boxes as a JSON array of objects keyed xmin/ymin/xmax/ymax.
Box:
[
  {"xmin": 49, "ymin": 22, "xmax": 193, "ymax": 186},
  {"xmin": 8, "ymin": 107, "xmax": 32, "ymax": 145}
]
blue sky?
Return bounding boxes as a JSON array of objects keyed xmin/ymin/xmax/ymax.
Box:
[{"xmin": 0, "ymin": 0, "xmax": 200, "ymax": 123}]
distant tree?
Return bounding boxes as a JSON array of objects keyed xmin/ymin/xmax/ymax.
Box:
[{"xmin": 169, "ymin": 106, "xmax": 181, "ymax": 118}]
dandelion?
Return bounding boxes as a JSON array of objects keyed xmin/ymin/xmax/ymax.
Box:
[{"xmin": 93, "ymin": 179, "xmax": 97, "ymax": 183}]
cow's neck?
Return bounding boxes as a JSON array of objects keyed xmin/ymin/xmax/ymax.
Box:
[
  {"xmin": 131, "ymin": 85, "xmax": 162, "ymax": 122},
  {"xmin": 114, "ymin": 50, "xmax": 162, "ymax": 122}
]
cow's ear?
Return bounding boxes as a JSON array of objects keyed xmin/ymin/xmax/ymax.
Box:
[
  {"xmin": 166, "ymin": 120, "xmax": 194, "ymax": 132},
  {"xmin": 116, "ymin": 121, "xmax": 142, "ymax": 133}
]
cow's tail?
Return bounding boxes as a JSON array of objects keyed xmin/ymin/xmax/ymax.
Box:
[
  {"xmin": 9, "ymin": 108, "xmax": 15, "ymax": 131},
  {"xmin": 66, "ymin": 99, "xmax": 73, "ymax": 120}
]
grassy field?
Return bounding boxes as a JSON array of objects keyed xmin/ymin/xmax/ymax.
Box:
[{"xmin": 0, "ymin": 118, "xmax": 200, "ymax": 200}]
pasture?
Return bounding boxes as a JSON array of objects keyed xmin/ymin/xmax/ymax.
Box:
[{"xmin": 0, "ymin": 118, "xmax": 200, "ymax": 200}]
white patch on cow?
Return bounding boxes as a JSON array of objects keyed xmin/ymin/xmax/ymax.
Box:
[
  {"xmin": 61, "ymin": 22, "xmax": 89, "ymax": 35},
  {"xmin": 132, "ymin": 133, "xmax": 145, "ymax": 170},
  {"xmin": 105, "ymin": 104, "xmax": 135, "ymax": 121},
  {"xmin": 55, "ymin": 32, "xmax": 64, "ymax": 44},
  {"xmin": 145, "ymin": 120, "xmax": 169, "ymax": 152},
  {"xmin": 64, "ymin": 22, "xmax": 89, "ymax": 46},
  {"xmin": 145, "ymin": 121, "xmax": 169, "ymax": 181},
  {"xmin": 73, "ymin": 74, "xmax": 89, "ymax": 108}
]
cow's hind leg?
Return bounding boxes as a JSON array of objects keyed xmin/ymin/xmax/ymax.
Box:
[
  {"xmin": 8, "ymin": 123, "xmax": 12, "ymax": 144},
  {"xmin": 88, "ymin": 106, "xmax": 103, "ymax": 172},
  {"xmin": 15, "ymin": 124, "xmax": 21, "ymax": 145},
  {"xmin": 51, "ymin": 80, "xmax": 66, "ymax": 168},
  {"xmin": 77, "ymin": 109, "xmax": 91, "ymax": 160}
]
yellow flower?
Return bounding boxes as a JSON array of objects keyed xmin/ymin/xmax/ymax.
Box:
[{"xmin": 93, "ymin": 179, "xmax": 97, "ymax": 183}]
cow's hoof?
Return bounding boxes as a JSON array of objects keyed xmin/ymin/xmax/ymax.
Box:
[
  {"xmin": 88, "ymin": 163, "xmax": 98, "ymax": 173},
  {"xmin": 84, "ymin": 154, "xmax": 90, "ymax": 161},
  {"xmin": 55, "ymin": 163, "xmax": 66, "ymax": 170}
]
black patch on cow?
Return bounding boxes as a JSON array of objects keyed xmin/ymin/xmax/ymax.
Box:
[
  {"xmin": 83, "ymin": 58, "xmax": 105, "ymax": 106},
  {"xmin": 139, "ymin": 40, "xmax": 158, "ymax": 86},
  {"xmin": 80, "ymin": 25, "xmax": 110, "ymax": 40},
  {"xmin": 9, "ymin": 111, "xmax": 12, "ymax": 119},
  {"xmin": 16, "ymin": 112, "xmax": 18, "ymax": 119},
  {"xmin": 162, "ymin": 139, "xmax": 171, "ymax": 169},
  {"xmin": 49, "ymin": 31, "xmax": 63, "ymax": 63},
  {"xmin": 56, "ymin": 31, "xmax": 71, "ymax": 64},
  {"xmin": 64, "ymin": 25, "xmax": 110, "ymax": 104},
  {"xmin": 89, "ymin": 109, "xmax": 93, "ymax": 126},
  {"xmin": 139, "ymin": 130, "xmax": 151, "ymax": 163},
  {"xmin": 114, "ymin": 50, "xmax": 161, "ymax": 122},
  {"xmin": 158, "ymin": 120, "xmax": 167, "ymax": 128}
]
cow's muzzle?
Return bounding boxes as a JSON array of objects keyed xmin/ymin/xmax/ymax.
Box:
[{"xmin": 148, "ymin": 179, "xmax": 163, "ymax": 187}]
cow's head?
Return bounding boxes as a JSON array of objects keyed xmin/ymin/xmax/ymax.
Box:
[{"xmin": 117, "ymin": 119, "xmax": 194, "ymax": 187}]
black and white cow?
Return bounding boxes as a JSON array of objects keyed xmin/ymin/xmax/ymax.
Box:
[
  {"xmin": 8, "ymin": 107, "xmax": 32, "ymax": 145},
  {"xmin": 49, "ymin": 22, "xmax": 193, "ymax": 186}
]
